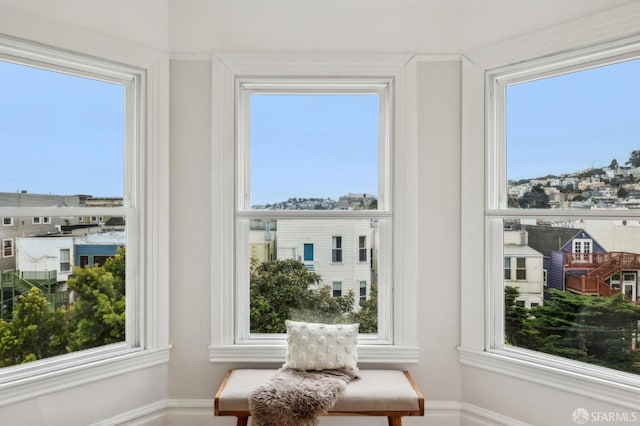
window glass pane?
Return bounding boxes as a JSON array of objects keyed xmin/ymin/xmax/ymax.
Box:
[
  {"xmin": 250, "ymin": 94, "xmax": 379, "ymax": 210},
  {"xmin": 0, "ymin": 216, "xmax": 126, "ymax": 367},
  {"xmin": 0, "ymin": 60, "xmax": 124, "ymax": 200},
  {"xmin": 248, "ymin": 218, "xmax": 379, "ymax": 334},
  {"xmin": 0, "ymin": 216, "xmax": 126, "ymax": 366},
  {"xmin": 506, "ymin": 59, "xmax": 640, "ymax": 209},
  {"xmin": 503, "ymin": 219, "xmax": 640, "ymax": 373},
  {"xmin": 501, "ymin": 57, "xmax": 640, "ymax": 375}
]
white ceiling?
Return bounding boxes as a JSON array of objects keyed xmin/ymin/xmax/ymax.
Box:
[{"xmin": 0, "ymin": 0, "xmax": 637, "ymax": 53}]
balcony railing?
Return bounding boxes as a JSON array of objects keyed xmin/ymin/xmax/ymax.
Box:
[{"xmin": 565, "ymin": 252, "xmax": 640, "ymax": 271}]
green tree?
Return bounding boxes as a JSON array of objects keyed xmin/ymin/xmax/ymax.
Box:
[
  {"xmin": 520, "ymin": 184, "xmax": 550, "ymax": 208},
  {"xmin": 508, "ymin": 289, "xmax": 640, "ymax": 373},
  {"xmin": 626, "ymin": 150, "xmax": 640, "ymax": 167},
  {"xmin": 504, "ymin": 286, "xmax": 536, "ymax": 347},
  {"xmin": 0, "ymin": 288, "xmax": 68, "ymax": 367},
  {"xmin": 349, "ymin": 282, "xmax": 378, "ymax": 333},
  {"xmin": 67, "ymin": 247, "xmax": 126, "ymax": 351},
  {"xmin": 609, "ymin": 158, "xmax": 619, "ymax": 169},
  {"xmin": 617, "ymin": 187, "xmax": 629, "ymax": 199},
  {"xmin": 250, "ymin": 259, "xmax": 357, "ymax": 333}
]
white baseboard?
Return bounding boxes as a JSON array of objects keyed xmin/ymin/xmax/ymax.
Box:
[
  {"xmin": 461, "ymin": 403, "xmax": 532, "ymax": 426},
  {"xmin": 95, "ymin": 398, "xmax": 525, "ymax": 426}
]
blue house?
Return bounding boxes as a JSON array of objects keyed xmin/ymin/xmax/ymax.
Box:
[
  {"xmin": 524, "ymin": 226, "xmax": 606, "ymax": 295},
  {"xmin": 74, "ymin": 231, "xmax": 125, "ymax": 268},
  {"xmin": 525, "ymin": 225, "xmax": 640, "ymax": 301}
]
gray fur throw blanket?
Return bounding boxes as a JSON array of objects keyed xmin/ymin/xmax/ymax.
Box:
[{"xmin": 248, "ymin": 368, "xmax": 360, "ymax": 426}]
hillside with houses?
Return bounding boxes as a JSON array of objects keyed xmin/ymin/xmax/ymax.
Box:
[{"xmin": 508, "ymin": 154, "xmax": 640, "ymax": 209}]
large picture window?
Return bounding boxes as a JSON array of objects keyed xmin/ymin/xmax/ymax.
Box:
[
  {"xmin": 489, "ymin": 46, "xmax": 640, "ymax": 377},
  {"xmin": 0, "ymin": 38, "xmax": 142, "ymax": 372},
  {"xmin": 235, "ymin": 78, "xmax": 392, "ymax": 343}
]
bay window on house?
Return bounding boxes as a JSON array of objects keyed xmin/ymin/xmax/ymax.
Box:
[{"xmin": 487, "ymin": 40, "xmax": 640, "ymax": 381}]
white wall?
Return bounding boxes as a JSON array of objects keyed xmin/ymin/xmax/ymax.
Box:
[
  {"xmin": 1, "ymin": 1, "xmax": 640, "ymax": 425},
  {"xmin": 166, "ymin": 0, "xmax": 634, "ymax": 54},
  {"xmin": 0, "ymin": 5, "xmax": 171, "ymax": 426},
  {"xmin": 0, "ymin": 0, "xmax": 168, "ymax": 51}
]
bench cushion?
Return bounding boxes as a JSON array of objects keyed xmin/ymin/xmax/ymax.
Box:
[{"xmin": 216, "ymin": 369, "xmax": 422, "ymax": 414}]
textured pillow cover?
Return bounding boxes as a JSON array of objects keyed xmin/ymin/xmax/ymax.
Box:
[{"xmin": 283, "ymin": 320, "xmax": 359, "ymax": 371}]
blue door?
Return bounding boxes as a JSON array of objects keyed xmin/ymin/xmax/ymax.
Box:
[{"xmin": 303, "ymin": 243, "xmax": 314, "ymax": 261}]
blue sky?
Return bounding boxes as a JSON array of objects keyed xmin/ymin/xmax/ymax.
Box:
[
  {"xmin": 2, "ymin": 56, "xmax": 638, "ymax": 201},
  {"xmin": 0, "ymin": 60, "xmax": 124, "ymax": 197},
  {"xmin": 506, "ymin": 58, "xmax": 640, "ymax": 181},
  {"xmin": 250, "ymin": 94, "xmax": 379, "ymax": 205}
]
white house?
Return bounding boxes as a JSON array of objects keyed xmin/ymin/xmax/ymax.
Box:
[
  {"xmin": 276, "ymin": 219, "xmax": 376, "ymax": 301},
  {"xmin": 16, "ymin": 236, "xmax": 74, "ymax": 283},
  {"xmin": 504, "ymin": 244, "xmax": 545, "ymax": 308}
]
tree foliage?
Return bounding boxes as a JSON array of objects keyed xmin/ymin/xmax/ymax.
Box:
[
  {"xmin": 67, "ymin": 247, "xmax": 126, "ymax": 351},
  {"xmin": 0, "ymin": 288, "xmax": 68, "ymax": 367},
  {"xmin": 518, "ymin": 184, "xmax": 550, "ymax": 208},
  {"xmin": 505, "ymin": 287, "xmax": 640, "ymax": 373},
  {"xmin": 626, "ymin": 150, "xmax": 640, "ymax": 167},
  {"xmin": 0, "ymin": 248, "xmax": 127, "ymax": 367},
  {"xmin": 250, "ymin": 258, "xmax": 378, "ymax": 333},
  {"xmin": 349, "ymin": 282, "xmax": 378, "ymax": 333}
]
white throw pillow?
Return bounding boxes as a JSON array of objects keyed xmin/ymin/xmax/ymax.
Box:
[{"xmin": 283, "ymin": 320, "xmax": 359, "ymax": 371}]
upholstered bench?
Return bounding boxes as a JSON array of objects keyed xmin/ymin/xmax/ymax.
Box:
[{"xmin": 214, "ymin": 369, "xmax": 424, "ymax": 426}]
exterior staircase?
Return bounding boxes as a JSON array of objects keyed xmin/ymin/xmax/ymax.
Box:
[
  {"xmin": 0, "ymin": 270, "xmax": 66, "ymax": 320},
  {"xmin": 564, "ymin": 252, "xmax": 640, "ymax": 302}
]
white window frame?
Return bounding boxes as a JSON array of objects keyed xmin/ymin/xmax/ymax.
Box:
[
  {"xmin": 332, "ymin": 281, "xmax": 343, "ymax": 298},
  {"xmin": 460, "ymin": 35, "xmax": 640, "ymax": 409},
  {"xmin": 515, "ymin": 257, "xmax": 526, "ymax": 281},
  {"xmin": 358, "ymin": 235, "xmax": 367, "ymax": 263},
  {"xmin": 2, "ymin": 217, "xmax": 13, "ymax": 226},
  {"xmin": 0, "ymin": 34, "xmax": 169, "ymax": 405},
  {"xmin": 331, "ymin": 235, "xmax": 343, "ymax": 264},
  {"xmin": 235, "ymin": 78, "xmax": 391, "ymax": 343},
  {"xmin": 504, "ymin": 257, "xmax": 512, "ymax": 280},
  {"xmin": 2, "ymin": 238, "xmax": 14, "ymax": 258},
  {"xmin": 209, "ymin": 53, "xmax": 419, "ymax": 364},
  {"xmin": 59, "ymin": 248, "xmax": 71, "ymax": 272}
]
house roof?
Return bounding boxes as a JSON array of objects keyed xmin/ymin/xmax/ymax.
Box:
[
  {"xmin": 504, "ymin": 244, "xmax": 543, "ymax": 257},
  {"xmin": 74, "ymin": 231, "xmax": 126, "ymax": 245},
  {"xmin": 522, "ymin": 225, "xmax": 581, "ymax": 257}
]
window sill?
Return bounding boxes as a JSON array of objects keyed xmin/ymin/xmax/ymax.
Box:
[
  {"xmin": 209, "ymin": 344, "xmax": 419, "ymax": 364},
  {"xmin": 0, "ymin": 345, "xmax": 171, "ymax": 408},
  {"xmin": 458, "ymin": 346, "xmax": 640, "ymax": 410}
]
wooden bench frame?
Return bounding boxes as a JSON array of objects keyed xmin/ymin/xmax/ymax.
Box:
[{"xmin": 214, "ymin": 369, "xmax": 424, "ymax": 426}]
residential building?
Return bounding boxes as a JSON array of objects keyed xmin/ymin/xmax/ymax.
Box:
[
  {"xmin": 74, "ymin": 231, "xmax": 126, "ymax": 267},
  {"xmin": 524, "ymin": 224, "xmax": 640, "ymax": 303},
  {"xmin": 503, "ymin": 230, "xmax": 544, "ymax": 308},
  {"xmin": 276, "ymin": 219, "xmax": 376, "ymax": 301}
]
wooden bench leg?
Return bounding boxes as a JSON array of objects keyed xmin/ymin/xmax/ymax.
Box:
[
  {"xmin": 236, "ymin": 416, "xmax": 248, "ymax": 426},
  {"xmin": 388, "ymin": 416, "xmax": 402, "ymax": 426}
]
